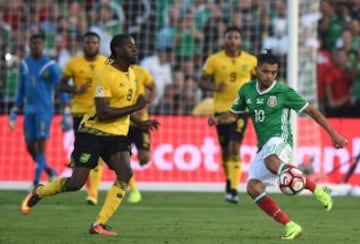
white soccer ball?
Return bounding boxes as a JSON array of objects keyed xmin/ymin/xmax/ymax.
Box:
[{"xmin": 278, "ymin": 167, "xmax": 306, "ymax": 195}]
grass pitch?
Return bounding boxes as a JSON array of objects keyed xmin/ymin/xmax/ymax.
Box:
[{"xmin": 0, "ymin": 190, "xmax": 359, "ymax": 244}]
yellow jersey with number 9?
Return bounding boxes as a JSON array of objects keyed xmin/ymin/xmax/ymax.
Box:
[
  {"xmin": 81, "ymin": 64, "xmax": 141, "ymax": 136},
  {"xmin": 62, "ymin": 55, "xmax": 107, "ymax": 115},
  {"xmin": 202, "ymin": 50, "xmax": 257, "ymax": 113}
]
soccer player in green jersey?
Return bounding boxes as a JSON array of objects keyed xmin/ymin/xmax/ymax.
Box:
[
  {"xmin": 21, "ymin": 34, "xmax": 160, "ymax": 236},
  {"xmin": 199, "ymin": 26, "xmax": 257, "ymax": 203},
  {"xmin": 208, "ymin": 49, "xmax": 348, "ymax": 240}
]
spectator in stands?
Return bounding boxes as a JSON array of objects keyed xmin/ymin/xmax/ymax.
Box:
[
  {"xmin": 317, "ymin": 36, "xmax": 333, "ymax": 113},
  {"xmin": 352, "ymin": 51, "xmax": 360, "ymax": 117},
  {"xmin": 174, "ymin": 9, "xmax": 203, "ymax": 78},
  {"xmin": 123, "ymin": 0, "xmax": 156, "ymax": 60},
  {"xmin": 318, "ymin": 0, "xmax": 344, "ymax": 50},
  {"xmin": 324, "ymin": 48, "xmax": 353, "ymax": 117},
  {"xmin": 202, "ymin": 2, "xmax": 227, "ymax": 59},
  {"xmin": 156, "ymin": 8, "xmax": 179, "ymax": 53},
  {"xmin": 140, "ymin": 46, "xmax": 173, "ymax": 113},
  {"xmin": 262, "ymin": 17, "xmax": 288, "ymax": 81}
]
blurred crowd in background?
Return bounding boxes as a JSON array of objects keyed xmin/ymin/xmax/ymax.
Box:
[{"xmin": 0, "ymin": 0, "xmax": 360, "ymax": 117}]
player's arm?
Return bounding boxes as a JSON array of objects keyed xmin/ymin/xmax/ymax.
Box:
[
  {"xmin": 9, "ymin": 61, "xmax": 26, "ymax": 130},
  {"xmin": 303, "ymin": 104, "xmax": 347, "ymax": 148},
  {"xmin": 146, "ymin": 81, "xmax": 158, "ymax": 103},
  {"xmin": 208, "ymin": 111, "xmax": 238, "ymax": 126},
  {"xmin": 130, "ymin": 112, "xmax": 160, "ymax": 130},
  {"xmin": 95, "ymin": 94, "xmax": 150, "ymax": 121},
  {"xmin": 59, "ymin": 75, "xmax": 89, "ymax": 94},
  {"xmin": 199, "ymin": 72, "xmax": 224, "ymax": 92}
]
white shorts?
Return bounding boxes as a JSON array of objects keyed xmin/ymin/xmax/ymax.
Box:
[{"xmin": 247, "ymin": 137, "xmax": 293, "ymax": 186}]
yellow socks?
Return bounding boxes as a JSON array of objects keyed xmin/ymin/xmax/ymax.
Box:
[
  {"xmin": 227, "ymin": 156, "xmax": 242, "ymax": 190},
  {"xmin": 37, "ymin": 177, "xmax": 68, "ymax": 197},
  {"xmin": 128, "ymin": 176, "xmax": 137, "ymax": 192},
  {"xmin": 87, "ymin": 161, "xmax": 103, "ymax": 199},
  {"xmin": 95, "ymin": 180, "xmax": 128, "ymax": 224}
]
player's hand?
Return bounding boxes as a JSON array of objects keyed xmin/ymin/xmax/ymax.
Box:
[
  {"xmin": 75, "ymin": 84, "xmax": 89, "ymax": 94},
  {"xmin": 141, "ymin": 119, "xmax": 160, "ymax": 130},
  {"xmin": 208, "ymin": 116, "xmax": 218, "ymax": 126},
  {"xmin": 215, "ymin": 82, "xmax": 226, "ymax": 92},
  {"xmin": 60, "ymin": 108, "xmax": 73, "ymax": 132},
  {"xmin": 9, "ymin": 108, "xmax": 17, "ymax": 131},
  {"xmin": 331, "ymin": 133, "xmax": 348, "ymax": 149}
]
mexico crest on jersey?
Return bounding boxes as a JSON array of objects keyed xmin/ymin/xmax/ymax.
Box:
[{"xmin": 267, "ymin": 95, "xmax": 277, "ymax": 107}]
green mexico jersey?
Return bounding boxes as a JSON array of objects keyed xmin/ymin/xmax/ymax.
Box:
[{"xmin": 230, "ymin": 80, "xmax": 308, "ymax": 151}]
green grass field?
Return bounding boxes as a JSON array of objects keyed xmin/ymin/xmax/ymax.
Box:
[{"xmin": 0, "ymin": 190, "xmax": 359, "ymax": 244}]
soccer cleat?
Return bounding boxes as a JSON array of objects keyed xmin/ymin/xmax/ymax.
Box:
[
  {"xmin": 224, "ymin": 189, "xmax": 238, "ymax": 204},
  {"xmin": 127, "ymin": 190, "xmax": 142, "ymax": 203},
  {"xmin": 314, "ymin": 185, "xmax": 333, "ymax": 211},
  {"xmin": 86, "ymin": 194, "xmax": 98, "ymax": 205},
  {"xmin": 21, "ymin": 184, "xmax": 43, "ymax": 215},
  {"xmin": 281, "ymin": 221, "xmax": 303, "ymax": 240},
  {"xmin": 89, "ymin": 223, "xmax": 117, "ymax": 236}
]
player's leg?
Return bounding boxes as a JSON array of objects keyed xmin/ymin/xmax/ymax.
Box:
[
  {"xmin": 264, "ymin": 137, "xmax": 333, "ymax": 212},
  {"xmin": 128, "ymin": 127, "xmax": 150, "ymax": 203},
  {"xmin": 21, "ymin": 165, "xmax": 91, "ymax": 215},
  {"xmin": 21, "ymin": 132, "xmax": 99, "ymax": 215},
  {"xmin": 23, "ymin": 114, "xmax": 46, "ymax": 188},
  {"xmin": 90, "ymin": 136, "xmax": 131, "ymax": 236},
  {"xmin": 247, "ymin": 138, "xmax": 302, "ymax": 239},
  {"xmin": 70, "ymin": 116, "xmax": 101, "ymax": 205},
  {"xmin": 86, "ymin": 160, "xmax": 103, "ymax": 205},
  {"xmin": 215, "ymin": 122, "xmax": 231, "ymax": 197},
  {"xmin": 35, "ymin": 112, "xmax": 57, "ymax": 181}
]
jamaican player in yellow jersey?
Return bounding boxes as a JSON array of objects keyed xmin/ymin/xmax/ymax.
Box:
[
  {"xmin": 126, "ymin": 64, "xmax": 157, "ymax": 203},
  {"xmin": 59, "ymin": 31, "xmax": 107, "ymax": 205},
  {"xmin": 21, "ymin": 34, "xmax": 160, "ymax": 236},
  {"xmin": 199, "ymin": 26, "xmax": 257, "ymax": 203}
]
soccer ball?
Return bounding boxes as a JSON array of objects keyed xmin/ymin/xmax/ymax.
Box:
[{"xmin": 278, "ymin": 167, "xmax": 306, "ymax": 195}]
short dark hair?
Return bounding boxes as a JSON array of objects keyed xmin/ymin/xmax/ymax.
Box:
[
  {"xmin": 224, "ymin": 26, "xmax": 241, "ymax": 36},
  {"xmin": 257, "ymin": 49, "xmax": 280, "ymax": 66},
  {"xmin": 82, "ymin": 31, "xmax": 100, "ymax": 41},
  {"xmin": 110, "ymin": 34, "xmax": 132, "ymax": 54},
  {"xmin": 30, "ymin": 33, "xmax": 45, "ymax": 42}
]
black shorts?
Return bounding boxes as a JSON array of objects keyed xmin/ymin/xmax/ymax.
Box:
[
  {"xmin": 215, "ymin": 112, "xmax": 248, "ymax": 149},
  {"xmin": 71, "ymin": 132, "xmax": 130, "ymax": 169},
  {"xmin": 73, "ymin": 116, "xmax": 83, "ymax": 135},
  {"xmin": 127, "ymin": 125, "xmax": 150, "ymax": 150}
]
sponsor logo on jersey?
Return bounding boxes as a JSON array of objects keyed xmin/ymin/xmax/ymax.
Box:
[
  {"xmin": 267, "ymin": 95, "xmax": 277, "ymax": 107},
  {"xmin": 95, "ymin": 85, "xmax": 104, "ymax": 96}
]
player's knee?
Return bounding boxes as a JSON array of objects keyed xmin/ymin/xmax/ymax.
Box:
[
  {"xmin": 138, "ymin": 152, "xmax": 150, "ymax": 166},
  {"xmin": 66, "ymin": 181, "xmax": 83, "ymax": 191},
  {"xmin": 264, "ymin": 155, "xmax": 282, "ymax": 174},
  {"xmin": 246, "ymin": 179, "xmax": 265, "ymax": 199}
]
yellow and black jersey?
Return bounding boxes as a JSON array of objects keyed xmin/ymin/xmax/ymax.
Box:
[
  {"xmin": 62, "ymin": 55, "xmax": 107, "ymax": 115},
  {"xmin": 81, "ymin": 65, "xmax": 143, "ymax": 136},
  {"xmin": 202, "ymin": 50, "xmax": 257, "ymax": 113},
  {"xmin": 132, "ymin": 64, "xmax": 154, "ymax": 121}
]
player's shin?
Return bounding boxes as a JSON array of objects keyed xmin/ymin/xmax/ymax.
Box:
[
  {"xmin": 87, "ymin": 161, "xmax": 103, "ymax": 200},
  {"xmin": 37, "ymin": 177, "xmax": 68, "ymax": 197},
  {"xmin": 94, "ymin": 180, "xmax": 128, "ymax": 224},
  {"xmin": 228, "ymin": 155, "xmax": 242, "ymax": 191},
  {"xmin": 255, "ymin": 192, "xmax": 291, "ymax": 225}
]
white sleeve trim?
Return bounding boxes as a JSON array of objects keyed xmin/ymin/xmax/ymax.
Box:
[
  {"xmin": 298, "ymin": 102, "xmax": 309, "ymax": 113},
  {"xmin": 39, "ymin": 60, "xmax": 56, "ymax": 76},
  {"xmin": 230, "ymin": 108, "xmax": 245, "ymax": 114}
]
